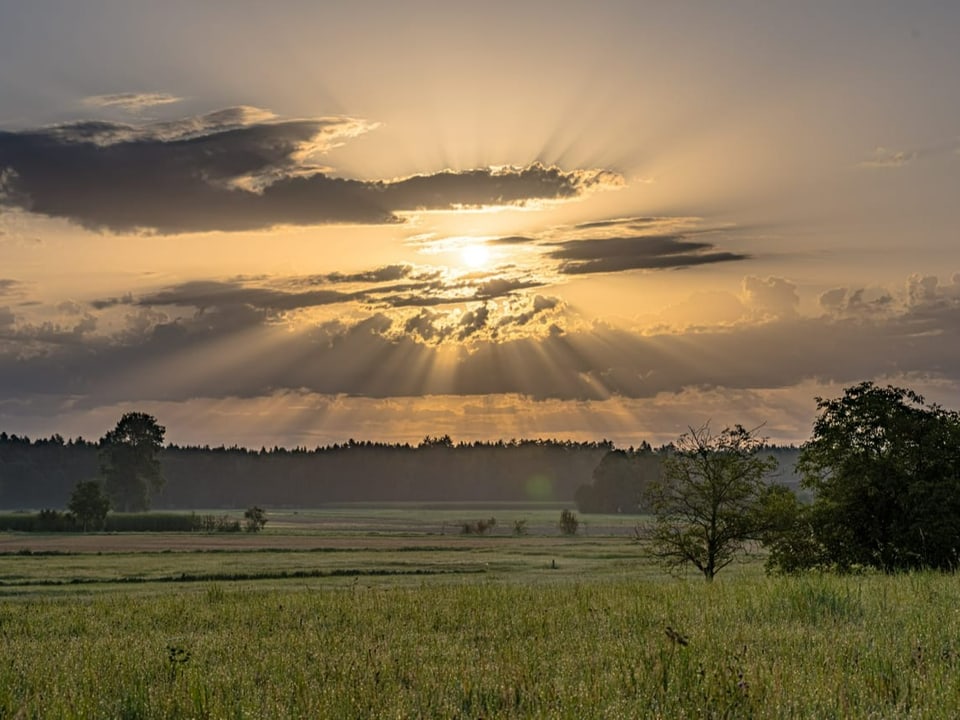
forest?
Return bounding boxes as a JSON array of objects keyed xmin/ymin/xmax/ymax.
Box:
[{"xmin": 0, "ymin": 429, "xmax": 802, "ymax": 511}]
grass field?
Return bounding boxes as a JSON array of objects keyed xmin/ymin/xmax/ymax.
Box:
[{"xmin": 1, "ymin": 506, "xmax": 958, "ymax": 718}]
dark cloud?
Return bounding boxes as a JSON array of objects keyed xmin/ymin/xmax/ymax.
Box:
[
  {"xmin": 547, "ymin": 235, "xmax": 749, "ymax": 275},
  {"xmin": 474, "ymin": 277, "xmax": 545, "ymax": 299},
  {"xmin": 497, "ymin": 295, "xmax": 561, "ymax": 328},
  {"xmin": 456, "ymin": 305, "xmax": 490, "ymax": 341},
  {"xmin": 0, "ymin": 278, "xmax": 19, "ymax": 295},
  {"xmin": 0, "ymin": 109, "xmax": 621, "ymax": 234},
  {"xmin": 318, "ymin": 265, "xmax": 415, "ymax": 284},
  {"xmin": 488, "ymin": 235, "xmax": 536, "ymax": 245},
  {"xmin": 573, "ymin": 216, "xmax": 662, "ymax": 230},
  {"xmin": 111, "ymin": 262, "xmax": 546, "ymax": 317},
  {"xmin": 137, "ymin": 281, "xmax": 353, "ymax": 311}
]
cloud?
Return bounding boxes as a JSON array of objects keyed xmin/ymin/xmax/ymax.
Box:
[
  {"xmin": 136, "ymin": 280, "xmax": 353, "ymax": 312},
  {"xmin": 456, "ymin": 305, "xmax": 490, "ymax": 341},
  {"xmin": 0, "ymin": 109, "xmax": 622, "ymax": 234},
  {"xmin": 818, "ymin": 285, "xmax": 895, "ymax": 316},
  {"xmin": 3, "ymin": 271, "xmax": 960, "ymax": 409},
  {"xmin": 741, "ymin": 276, "xmax": 799, "ymax": 319},
  {"xmin": 0, "ymin": 278, "xmax": 19, "ymax": 296},
  {"xmin": 548, "ymin": 235, "xmax": 749, "ymax": 275},
  {"xmin": 859, "ymin": 146, "xmax": 916, "ymax": 169},
  {"xmin": 317, "ymin": 265, "xmax": 417, "ymax": 284},
  {"xmin": 82, "ymin": 92, "xmax": 183, "ymax": 112},
  {"xmin": 91, "ymin": 262, "xmax": 545, "ymax": 319}
]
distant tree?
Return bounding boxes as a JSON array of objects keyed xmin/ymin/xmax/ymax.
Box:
[
  {"xmin": 559, "ymin": 509, "xmax": 579, "ymax": 535},
  {"xmin": 575, "ymin": 448, "xmax": 659, "ymax": 513},
  {"xmin": 243, "ymin": 506, "xmax": 268, "ymax": 533},
  {"xmin": 646, "ymin": 424, "xmax": 781, "ymax": 581},
  {"xmin": 99, "ymin": 412, "xmax": 166, "ymax": 512},
  {"xmin": 67, "ymin": 480, "xmax": 110, "ymax": 531},
  {"xmin": 773, "ymin": 382, "xmax": 960, "ymax": 572}
]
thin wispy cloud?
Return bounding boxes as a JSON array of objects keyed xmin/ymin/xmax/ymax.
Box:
[
  {"xmin": 859, "ymin": 146, "xmax": 916, "ymax": 169},
  {"xmin": 81, "ymin": 92, "xmax": 184, "ymax": 112}
]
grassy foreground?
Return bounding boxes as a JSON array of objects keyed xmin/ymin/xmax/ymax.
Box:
[{"xmin": 2, "ymin": 572, "xmax": 959, "ymax": 718}]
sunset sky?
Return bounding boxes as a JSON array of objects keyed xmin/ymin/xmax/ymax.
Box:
[{"xmin": 1, "ymin": 1, "xmax": 959, "ymax": 448}]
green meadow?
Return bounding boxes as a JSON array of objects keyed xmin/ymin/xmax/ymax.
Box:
[{"xmin": 1, "ymin": 507, "xmax": 958, "ymax": 718}]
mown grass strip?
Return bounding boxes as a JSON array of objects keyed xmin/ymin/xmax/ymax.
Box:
[{"xmin": 0, "ymin": 565, "xmax": 487, "ymax": 588}]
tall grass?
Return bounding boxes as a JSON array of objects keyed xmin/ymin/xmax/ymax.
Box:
[{"xmin": 1, "ymin": 573, "xmax": 959, "ymax": 717}]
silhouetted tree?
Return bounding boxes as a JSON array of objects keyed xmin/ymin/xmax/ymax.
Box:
[
  {"xmin": 100, "ymin": 412, "xmax": 166, "ymax": 512},
  {"xmin": 772, "ymin": 382, "xmax": 960, "ymax": 572},
  {"xmin": 575, "ymin": 448, "xmax": 659, "ymax": 513},
  {"xmin": 559, "ymin": 509, "xmax": 579, "ymax": 535},
  {"xmin": 67, "ymin": 480, "xmax": 110, "ymax": 531},
  {"xmin": 243, "ymin": 506, "xmax": 268, "ymax": 532},
  {"xmin": 646, "ymin": 424, "xmax": 780, "ymax": 581}
]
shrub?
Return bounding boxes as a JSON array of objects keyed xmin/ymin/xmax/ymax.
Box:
[
  {"xmin": 244, "ymin": 506, "xmax": 268, "ymax": 533},
  {"xmin": 460, "ymin": 517, "xmax": 497, "ymax": 535},
  {"xmin": 559, "ymin": 509, "xmax": 579, "ymax": 535}
]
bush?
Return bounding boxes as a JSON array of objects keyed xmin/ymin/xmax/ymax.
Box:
[
  {"xmin": 460, "ymin": 517, "xmax": 497, "ymax": 535},
  {"xmin": 559, "ymin": 509, "xmax": 579, "ymax": 535},
  {"xmin": 196, "ymin": 514, "xmax": 242, "ymax": 533},
  {"xmin": 244, "ymin": 506, "xmax": 268, "ymax": 533}
]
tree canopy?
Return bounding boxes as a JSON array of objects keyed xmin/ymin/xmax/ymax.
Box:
[
  {"xmin": 67, "ymin": 480, "xmax": 110, "ymax": 531},
  {"xmin": 646, "ymin": 424, "xmax": 781, "ymax": 581},
  {"xmin": 574, "ymin": 448, "xmax": 659, "ymax": 514},
  {"xmin": 784, "ymin": 382, "xmax": 960, "ymax": 572},
  {"xmin": 99, "ymin": 412, "xmax": 166, "ymax": 512}
]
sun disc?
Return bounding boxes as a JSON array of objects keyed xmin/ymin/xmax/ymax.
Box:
[{"xmin": 461, "ymin": 244, "xmax": 491, "ymax": 269}]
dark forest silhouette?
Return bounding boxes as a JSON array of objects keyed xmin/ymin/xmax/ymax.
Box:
[{"xmin": 0, "ymin": 430, "xmax": 800, "ymax": 511}]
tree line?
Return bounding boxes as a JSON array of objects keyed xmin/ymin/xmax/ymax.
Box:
[
  {"xmin": 0, "ymin": 426, "xmax": 615, "ymax": 510},
  {"xmin": 5, "ymin": 381, "xmax": 959, "ymax": 582}
]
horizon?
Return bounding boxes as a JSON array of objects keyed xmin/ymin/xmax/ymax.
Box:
[{"xmin": 2, "ymin": 2, "xmax": 959, "ymax": 448}]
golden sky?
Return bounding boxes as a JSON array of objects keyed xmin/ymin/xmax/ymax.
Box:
[{"xmin": 1, "ymin": 1, "xmax": 959, "ymax": 447}]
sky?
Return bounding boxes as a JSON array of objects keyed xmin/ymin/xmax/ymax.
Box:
[{"xmin": 1, "ymin": 0, "xmax": 959, "ymax": 448}]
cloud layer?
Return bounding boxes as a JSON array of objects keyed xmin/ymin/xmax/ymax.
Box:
[
  {"xmin": 1, "ymin": 271, "xmax": 959, "ymax": 409},
  {"xmin": 0, "ymin": 108, "xmax": 621, "ymax": 233}
]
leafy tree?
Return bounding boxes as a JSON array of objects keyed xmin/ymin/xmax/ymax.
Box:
[
  {"xmin": 67, "ymin": 480, "xmax": 110, "ymax": 531},
  {"xmin": 646, "ymin": 424, "xmax": 780, "ymax": 581},
  {"xmin": 575, "ymin": 448, "xmax": 659, "ymax": 514},
  {"xmin": 99, "ymin": 412, "xmax": 166, "ymax": 512},
  {"xmin": 243, "ymin": 506, "xmax": 268, "ymax": 533},
  {"xmin": 783, "ymin": 382, "xmax": 960, "ymax": 572}
]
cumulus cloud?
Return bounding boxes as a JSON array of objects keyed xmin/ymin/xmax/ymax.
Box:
[
  {"xmin": 819, "ymin": 285, "xmax": 895, "ymax": 316},
  {"xmin": 741, "ymin": 276, "xmax": 799, "ymax": 319},
  {"xmin": 0, "ymin": 108, "xmax": 622, "ymax": 234}
]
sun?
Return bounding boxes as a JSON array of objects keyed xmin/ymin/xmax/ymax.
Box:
[{"xmin": 460, "ymin": 243, "xmax": 491, "ymax": 269}]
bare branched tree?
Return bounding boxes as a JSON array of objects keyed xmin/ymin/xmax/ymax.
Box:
[{"xmin": 646, "ymin": 424, "xmax": 778, "ymax": 581}]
